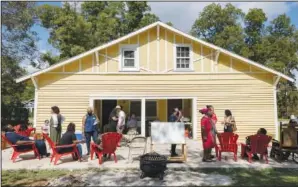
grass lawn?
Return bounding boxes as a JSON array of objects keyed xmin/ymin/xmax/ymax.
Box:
[
  {"xmin": 198, "ymin": 168, "xmax": 298, "ymax": 186},
  {"xmin": 2, "ymin": 168, "xmax": 298, "ymax": 186}
]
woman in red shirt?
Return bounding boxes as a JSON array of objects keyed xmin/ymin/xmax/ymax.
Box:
[{"xmin": 200, "ymin": 108, "xmax": 215, "ymax": 162}]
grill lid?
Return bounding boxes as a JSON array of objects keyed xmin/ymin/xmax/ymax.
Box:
[{"xmin": 140, "ymin": 152, "xmax": 167, "ymax": 161}]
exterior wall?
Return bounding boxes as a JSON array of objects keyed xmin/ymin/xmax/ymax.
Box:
[
  {"xmin": 50, "ymin": 25, "xmax": 269, "ymax": 75},
  {"xmin": 32, "ymin": 25, "xmax": 278, "ymax": 141},
  {"xmin": 35, "ymin": 72, "xmax": 275, "ymax": 141}
]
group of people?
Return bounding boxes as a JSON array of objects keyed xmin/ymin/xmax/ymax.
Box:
[{"xmin": 200, "ymin": 105, "xmax": 237, "ymax": 162}]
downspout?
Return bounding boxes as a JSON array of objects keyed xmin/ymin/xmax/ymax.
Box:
[
  {"xmin": 273, "ymin": 76, "xmax": 281, "ymax": 140},
  {"xmin": 31, "ymin": 76, "xmax": 38, "ymax": 128}
]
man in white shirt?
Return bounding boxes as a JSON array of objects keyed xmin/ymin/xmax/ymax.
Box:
[{"xmin": 117, "ymin": 106, "xmax": 126, "ymax": 134}]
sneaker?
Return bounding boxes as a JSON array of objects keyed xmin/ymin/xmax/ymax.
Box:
[{"xmin": 86, "ymin": 152, "xmax": 90, "ymax": 156}]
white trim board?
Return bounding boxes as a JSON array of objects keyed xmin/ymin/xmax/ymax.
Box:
[
  {"xmin": 89, "ymin": 95, "xmax": 198, "ymax": 139},
  {"xmin": 16, "ymin": 21, "xmax": 294, "ymax": 83}
]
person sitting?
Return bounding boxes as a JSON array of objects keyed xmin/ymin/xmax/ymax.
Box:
[
  {"xmin": 3, "ymin": 124, "xmax": 50, "ymax": 158},
  {"xmin": 127, "ymin": 113, "xmax": 138, "ymax": 130},
  {"xmin": 282, "ymin": 115, "xmax": 298, "ymax": 147},
  {"xmin": 245, "ymin": 128, "xmax": 267, "ymax": 160},
  {"xmin": 58, "ymin": 123, "xmax": 84, "ymax": 160}
]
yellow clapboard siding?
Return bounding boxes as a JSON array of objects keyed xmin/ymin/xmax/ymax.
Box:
[{"xmin": 35, "ymin": 72, "xmax": 275, "ymax": 141}]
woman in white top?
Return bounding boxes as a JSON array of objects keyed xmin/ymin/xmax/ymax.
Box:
[
  {"xmin": 117, "ymin": 106, "xmax": 126, "ymax": 134},
  {"xmin": 50, "ymin": 106, "xmax": 65, "ymax": 144}
]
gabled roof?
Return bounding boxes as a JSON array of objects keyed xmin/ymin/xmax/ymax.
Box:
[{"xmin": 16, "ymin": 21, "xmax": 294, "ymax": 83}]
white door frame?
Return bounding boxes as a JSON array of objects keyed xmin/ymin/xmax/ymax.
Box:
[{"xmin": 89, "ymin": 95, "xmax": 198, "ymax": 139}]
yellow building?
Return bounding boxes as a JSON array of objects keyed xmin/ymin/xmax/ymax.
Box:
[{"xmin": 16, "ymin": 21, "xmax": 294, "ymax": 141}]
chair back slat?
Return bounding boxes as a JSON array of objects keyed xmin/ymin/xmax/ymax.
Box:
[
  {"xmin": 101, "ymin": 132, "xmax": 122, "ymax": 154},
  {"xmin": 249, "ymin": 134, "xmax": 271, "ymax": 154},
  {"xmin": 217, "ymin": 132, "xmax": 238, "ymax": 151},
  {"xmin": 43, "ymin": 134, "xmax": 56, "ymax": 151}
]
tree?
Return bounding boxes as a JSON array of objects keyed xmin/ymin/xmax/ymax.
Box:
[
  {"xmin": 190, "ymin": 4, "xmax": 298, "ymax": 117},
  {"xmin": 191, "ymin": 3, "xmax": 248, "ymax": 56},
  {"xmin": 266, "ymin": 15, "xmax": 298, "ymax": 118},
  {"xmin": 1, "ymin": 2, "xmax": 38, "ymax": 121},
  {"xmin": 244, "ymin": 8, "xmax": 267, "ymax": 62}
]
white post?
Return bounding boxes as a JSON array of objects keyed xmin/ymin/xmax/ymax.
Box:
[
  {"xmin": 31, "ymin": 77, "xmax": 38, "ymax": 128},
  {"xmin": 273, "ymin": 76, "xmax": 281, "ymax": 140},
  {"xmin": 192, "ymin": 98, "xmax": 198, "ymax": 140},
  {"xmin": 141, "ymin": 98, "xmax": 146, "ymax": 137}
]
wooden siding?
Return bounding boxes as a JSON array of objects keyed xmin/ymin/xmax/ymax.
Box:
[
  {"xmin": 36, "ymin": 73, "xmax": 275, "ymax": 141},
  {"xmin": 46, "ymin": 25, "xmax": 274, "ymax": 78}
]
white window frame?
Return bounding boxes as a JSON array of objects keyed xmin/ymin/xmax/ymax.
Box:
[
  {"xmin": 129, "ymin": 100, "xmax": 157, "ymax": 120},
  {"xmin": 173, "ymin": 44, "xmax": 193, "ymax": 71},
  {"xmin": 119, "ymin": 44, "xmax": 139, "ymax": 71}
]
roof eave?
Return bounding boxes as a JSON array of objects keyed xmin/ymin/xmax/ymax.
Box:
[{"xmin": 15, "ymin": 21, "xmax": 295, "ymax": 83}]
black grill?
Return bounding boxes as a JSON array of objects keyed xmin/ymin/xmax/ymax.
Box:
[{"xmin": 140, "ymin": 152, "xmax": 167, "ymax": 180}]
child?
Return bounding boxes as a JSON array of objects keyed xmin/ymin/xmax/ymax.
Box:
[{"xmin": 42, "ymin": 120, "xmax": 50, "ymax": 135}]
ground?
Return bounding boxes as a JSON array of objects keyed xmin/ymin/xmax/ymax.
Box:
[
  {"xmin": 2, "ymin": 168, "xmax": 298, "ymax": 186},
  {"xmin": 2, "ymin": 139, "xmax": 298, "ymax": 186}
]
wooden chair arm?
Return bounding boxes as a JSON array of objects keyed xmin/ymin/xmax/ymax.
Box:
[
  {"xmin": 12, "ymin": 142, "xmax": 35, "ymax": 146},
  {"xmin": 54, "ymin": 144, "xmax": 76, "ymax": 149}
]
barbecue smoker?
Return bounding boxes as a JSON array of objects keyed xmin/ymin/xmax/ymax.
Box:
[{"xmin": 140, "ymin": 152, "xmax": 167, "ymax": 180}]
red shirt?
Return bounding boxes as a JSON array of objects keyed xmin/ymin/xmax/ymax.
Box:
[{"xmin": 212, "ymin": 114, "xmax": 218, "ymax": 124}]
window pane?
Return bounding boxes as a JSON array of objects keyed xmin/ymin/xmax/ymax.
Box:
[
  {"xmin": 124, "ymin": 51, "xmax": 134, "ymax": 58},
  {"xmin": 124, "ymin": 59, "xmax": 135, "ymax": 67},
  {"xmin": 130, "ymin": 101, "xmax": 141, "ymax": 118},
  {"xmin": 146, "ymin": 101, "xmax": 157, "ymax": 117},
  {"xmin": 129, "ymin": 100, "xmax": 157, "ymax": 119}
]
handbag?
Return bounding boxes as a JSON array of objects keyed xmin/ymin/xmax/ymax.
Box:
[{"xmin": 56, "ymin": 114, "xmax": 62, "ymax": 132}]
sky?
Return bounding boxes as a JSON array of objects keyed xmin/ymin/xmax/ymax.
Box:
[{"xmin": 24, "ymin": 1, "xmax": 298, "ymax": 84}]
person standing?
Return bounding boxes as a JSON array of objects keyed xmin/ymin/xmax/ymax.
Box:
[
  {"xmin": 207, "ymin": 105, "xmax": 217, "ymax": 159},
  {"xmin": 50, "ymin": 106, "xmax": 64, "ymax": 144},
  {"xmin": 174, "ymin": 107, "xmax": 183, "ymax": 122},
  {"xmin": 117, "ymin": 106, "xmax": 126, "ymax": 134},
  {"xmin": 221, "ymin": 109, "xmax": 236, "ymax": 133},
  {"xmin": 169, "ymin": 109, "xmax": 178, "ymax": 157},
  {"xmin": 200, "ymin": 108, "xmax": 215, "ymax": 162},
  {"xmin": 106, "ymin": 106, "xmax": 120, "ymax": 133},
  {"xmin": 82, "ymin": 107, "xmax": 99, "ymax": 156}
]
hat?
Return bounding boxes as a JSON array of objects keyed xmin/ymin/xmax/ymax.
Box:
[{"xmin": 115, "ymin": 105, "xmax": 121, "ymax": 109}]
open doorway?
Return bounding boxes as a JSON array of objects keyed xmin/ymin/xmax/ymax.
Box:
[{"xmin": 101, "ymin": 100, "xmax": 117, "ymax": 132}]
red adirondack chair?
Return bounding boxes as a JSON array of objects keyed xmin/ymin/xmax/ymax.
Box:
[
  {"xmin": 43, "ymin": 134, "xmax": 81, "ymax": 165},
  {"xmin": 1, "ymin": 134, "xmax": 40, "ymax": 163},
  {"xmin": 13, "ymin": 124, "xmax": 21, "ymax": 133},
  {"xmin": 215, "ymin": 132, "xmax": 239, "ymax": 161},
  {"xmin": 241, "ymin": 134, "xmax": 272, "ymax": 164},
  {"xmin": 90, "ymin": 132, "xmax": 122, "ymax": 165},
  {"xmin": 17, "ymin": 127, "xmax": 36, "ymax": 137}
]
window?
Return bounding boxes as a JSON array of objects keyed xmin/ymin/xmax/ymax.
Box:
[
  {"xmin": 145, "ymin": 101, "xmax": 157, "ymax": 118},
  {"xmin": 120, "ymin": 45, "xmax": 139, "ymax": 71},
  {"xmin": 129, "ymin": 100, "xmax": 157, "ymax": 119},
  {"xmin": 130, "ymin": 100, "xmax": 141, "ymax": 118},
  {"xmin": 175, "ymin": 45, "xmax": 192, "ymax": 70}
]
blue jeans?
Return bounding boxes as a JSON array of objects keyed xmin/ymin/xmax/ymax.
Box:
[
  {"xmin": 17, "ymin": 140, "xmax": 48, "ymax": 156},
  {"xmin": 76, "ymin": 144, "xmax": 82, "ymax": 158},
  {"xmin": 85, "ymin": 131, "xmax": 98, "ymax": 154}
]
